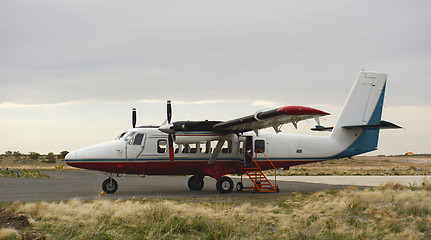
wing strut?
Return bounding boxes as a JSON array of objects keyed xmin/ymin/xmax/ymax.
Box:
[{"xmin": 208, "ymin": 135, "xmax": 231, "ymax": 165}]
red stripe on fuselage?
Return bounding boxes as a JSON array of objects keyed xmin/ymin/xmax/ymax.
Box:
[{"xmin": 66, "ymin": 160, "xmax": 322, "ymax": 176}]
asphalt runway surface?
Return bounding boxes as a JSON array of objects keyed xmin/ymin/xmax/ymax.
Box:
[{"xmin": 1, "ymin": 170, "xmax": 430, "ymax": 202}]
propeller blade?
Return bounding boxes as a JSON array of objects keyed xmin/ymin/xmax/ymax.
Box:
[
  {"xmin": 132, "ymin": 108, "xmax": 137, "ymax": 128},
  {"xmin": 167, "ymin": 100, "xmax": 172, "ymax": 124},
  {"xmin": 166, "ymin": 101, "xmax": 174, "ymax": 161},
  {"xmin": 168, "ymin": 134, "xmax": 174, "ymax": 161}
]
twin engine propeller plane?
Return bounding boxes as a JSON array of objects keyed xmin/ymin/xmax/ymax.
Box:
[{"xmin": 65, "ymin": 71, "xmax": 401, "ymax": 194}]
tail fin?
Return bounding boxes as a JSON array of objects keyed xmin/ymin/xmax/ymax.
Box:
[{"xmin": 330, "ymin": 71, "xmax": 388, "ymax": 157}]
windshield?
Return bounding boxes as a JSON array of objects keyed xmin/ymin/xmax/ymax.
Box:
[
  {"xmin": 115, "ymin": 131, "xmax": 136, "ymax": 141},
  {"xmin": 115, "ymin": 132, "xmax": 126, "ymax": 140},
  {"xmin": 122, "ymin": 131, "xmax": 136, "ymax": 142}
]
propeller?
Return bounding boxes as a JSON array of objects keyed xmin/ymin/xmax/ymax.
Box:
[
  {"xmin": 166, "ymin": 101, "xmax": 174, "ymax": 161},
  {"xmin": 132, "ymin": 108, "xmax": 137, "ymax": 128}
]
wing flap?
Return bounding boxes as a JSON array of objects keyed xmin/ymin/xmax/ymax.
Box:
[{"xmin": 214, "ymin": 106, "xmax": 329, "ymax": 132}]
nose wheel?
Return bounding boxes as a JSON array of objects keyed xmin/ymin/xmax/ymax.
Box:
[{"xmin": 102, "ymin": 178, "xmax": 118, "ymax": 194}]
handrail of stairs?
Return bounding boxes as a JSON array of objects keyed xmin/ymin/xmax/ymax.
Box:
[{"xmin": 255, "ymin": 149, "xmax": 277, "ymax": 187}]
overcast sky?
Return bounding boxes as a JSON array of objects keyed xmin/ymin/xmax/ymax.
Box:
[{"xmin": 0, "ymin": 0, "xmax": 430, "ymax": 155}]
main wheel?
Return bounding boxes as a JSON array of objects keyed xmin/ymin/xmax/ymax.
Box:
[
  {"xmin": 216, "ymin": 176, "xmax": 234, "ymax": 194},
  {"xmin": 188, "ymin": 175, "xmax": 204, "ymax": 191},
  {"xmin": 102, "ymin": 178, "xmax": 118, "ymax": 194}
]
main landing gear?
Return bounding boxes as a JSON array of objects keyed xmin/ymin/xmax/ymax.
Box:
[
  {"xmin": 101, "ymin": 174, "xmax": 250, "ymax": 194},
  {"xmin": 188, "ymin": 175, "xmax": 235, "ymax": 194},
  {"xmin": 216, "ymin": 176, "xmax": 234, "ymax": 193},
  {"xmin": 188, "ymin": 175, "xmax": 204, "ymax": 191}
]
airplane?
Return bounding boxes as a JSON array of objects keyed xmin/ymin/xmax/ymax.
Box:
[{"xmin": 65, "ymin": 71, "xmax": 401, "ymax": 194}]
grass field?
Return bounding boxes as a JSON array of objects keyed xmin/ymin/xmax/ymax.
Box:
[
  {"xmin": 1, "ymin": 181, "xmax": 431, "ymax": 240},
  {"xmin": 0, "ymin": 156, "xmax": 70, "ymax": 178},
  {"xmin": 282, "ymin": 156, "xmax": 431, "ymax": 176}
]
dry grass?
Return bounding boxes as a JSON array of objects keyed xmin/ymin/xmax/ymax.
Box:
[
  {"xmin": 0, "ymin": 156, "xmax": 71, "ymax": 170},
  {"xmin": 0, "ymin": 156, "xmax": 73, "ymax": 178},
  {"xmin": 1, "ymin": 181, "xmax": 431, "ymax": 239},
  {"xmin": 285, "ymin": 156, "xmax": 431, "ymax": 176},
  {"xmin": 0, "ymin": 169, "xmax": 48, "ymax": 178},
  {"xmin": 0, "ymin": 228, "xmax": 18, "ymax": 239}
]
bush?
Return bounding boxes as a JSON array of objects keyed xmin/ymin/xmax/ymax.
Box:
[
  {"xmin": 59, "ymin": 151, "xmax": 69, "ymax": 159},
  {"xmin": 46, "ymin": 152, "xmax": 56, "ymax": 163},
  {"xmin": 13, "ymin": 151, "xmax": 22, "ymax": 159},
  {"xmin": 29, "ymin": 152, "xmax": 40, "ymax": 160}
]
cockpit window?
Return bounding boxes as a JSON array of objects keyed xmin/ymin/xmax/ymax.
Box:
[
  {"xmin": 115, "ymin": 132, "xmax": 126, "ymax": 140},
  {"xmin": 122, "ymin": 131, "xmax": 136, "ymax": 142},
  {"xmin": 132, "ymin": 134, "xmax": 145, "ymax": 145}
]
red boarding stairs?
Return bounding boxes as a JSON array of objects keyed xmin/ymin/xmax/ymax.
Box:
[{"xmin": 239, "ymin": 150, "xmax": 279, "ymax": 193}]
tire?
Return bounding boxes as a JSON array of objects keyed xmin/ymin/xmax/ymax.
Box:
[
  {"xmin": 216, "ymin": 176, "xmax": 234, "ymax": 194},
  {"xmin": 102, "ymin": 178, "xmax": 118, "ymax": 194},
  {"xmin": 236, "ymin": 182, "xmax": 244, "ymax": 192},
  {"xmin": 188, "ymin": 175, "xmax": 204, "ymax": 191}
]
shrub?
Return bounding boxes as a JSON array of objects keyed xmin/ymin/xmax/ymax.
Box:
[
  {"xmin": 29, "ymin": 152, "xmax": 40, "ymax": 160},
  {"xmin": 46, "ymin": 152, "xmax": 56, "ymax": 163}
]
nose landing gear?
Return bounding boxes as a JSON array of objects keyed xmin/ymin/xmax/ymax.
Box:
[{"xmin": 102, "ymin": 177, "xmax": 118, "ymax": 194}]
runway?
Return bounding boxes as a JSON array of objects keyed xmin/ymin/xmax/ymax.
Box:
[{"xmin": 1, "ymin": 170, "xmax": 429, "ymax": 202}]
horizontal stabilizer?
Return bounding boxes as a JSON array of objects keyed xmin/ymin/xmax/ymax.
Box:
[
  {"xmin": 311, "ymin": 120, "xmax": 401, "ymax": 132},
  {"xmin": 311, "ymin": 125, "xmax": 334, "ymax": 132},
  {"xmin": 342, "ymin": 120, "xmax": 402, "ymax": 129}
]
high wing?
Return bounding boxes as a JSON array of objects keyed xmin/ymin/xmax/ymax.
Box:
[
  {"xmin": 159, "ymin": 105, "xmax": 330, "ymax": 135},
  {"xmin": 213, "ymin": 106, "xmax": 330, "ymax": 133}
]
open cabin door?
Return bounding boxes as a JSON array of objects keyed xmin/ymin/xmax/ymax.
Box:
[{"xmin": 238, "ymin": 136, "xmax": 253, "ymax": 166}]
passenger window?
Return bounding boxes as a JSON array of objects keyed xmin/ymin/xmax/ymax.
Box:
[
  {"xmin": 157, "ymin": 139, "xmax": 167, "ymax": 153},
  {"xmin": 190, "ymin": 143, "xmax": 201, "ymax": 154},
  {"xmin": 132, "ymin": 134, "xmax": 144, "ymax": 145},
  {"xmin": 205, "ymin": 141, "xmax": 212, "ymax": 153},
  {"xmin": 182, "ymin": 144, "xmax": 190, "ymax": 153},
  {"xmin": 174, "ymin": 143, "xmax": 181, "ymax": 153},
  {"xmin": 221, "ymin": 141, "xmax": 232, "ymax": 153},
  {"xmin": 255, "ymin": 140, "xmax": 265, "ymax": 153}
]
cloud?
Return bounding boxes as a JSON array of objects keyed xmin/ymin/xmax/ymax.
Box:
[
  {"xmin": 1, "ymin": 1, "xmax": 430, "ymax": 107},
  {"xmin": 0, "ymin": 101, "xmax": 78, "ymax": 109},
  {"xmin": 251, "ymin": 100, "xmax": 281, "ymax": 108}
]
